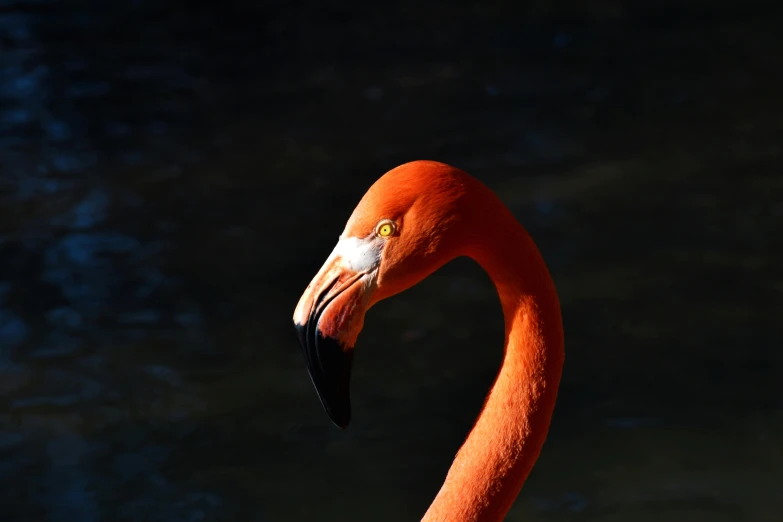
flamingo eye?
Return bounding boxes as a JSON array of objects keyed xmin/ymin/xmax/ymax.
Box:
[{"xmin": 375, "ymin": 219, "xmax": 396, "ymax": 238}]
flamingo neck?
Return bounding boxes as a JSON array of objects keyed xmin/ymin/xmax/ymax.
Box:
[{"xmin": 422, "ymin": 210, "xmax": 564, "ymax": 522}]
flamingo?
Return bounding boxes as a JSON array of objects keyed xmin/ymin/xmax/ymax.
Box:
[{"xmin": 293, "ymin": 160, "xmax": 564, "ymax": 522}]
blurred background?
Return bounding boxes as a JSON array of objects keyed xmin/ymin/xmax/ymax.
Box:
[{"xmin": 1, "ymin": 1, "xmax": 781, "ymax": 520}]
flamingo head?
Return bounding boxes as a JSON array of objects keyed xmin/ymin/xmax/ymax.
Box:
[{"xmin": 293, "ymin": 161, "xmax": 477, "ymax": 428}]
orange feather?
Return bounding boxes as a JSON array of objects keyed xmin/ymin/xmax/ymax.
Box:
[{"xmin": 294, "ymin": 160, "xmax": 564, "ymax": 521}]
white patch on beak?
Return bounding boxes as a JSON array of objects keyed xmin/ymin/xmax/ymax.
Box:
[
  {"xmin": 292, "ymin": 235, "xmax": 383, "ymax": 327},
  {"xmin": 331, "ymin": 236, "xmax": 383, "ymax": 273}
]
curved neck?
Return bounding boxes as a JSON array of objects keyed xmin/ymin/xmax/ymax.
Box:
[{"xmin": 422, "ymin": 204, "xmax": 564, "ymax": 522}]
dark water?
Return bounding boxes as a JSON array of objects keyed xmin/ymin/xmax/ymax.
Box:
[{"xmin": 1, "ymin": 1, "xmax": 782, "ymax": 520}]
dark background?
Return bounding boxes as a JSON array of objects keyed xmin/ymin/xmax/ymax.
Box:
[{"xmin": 1, "ymin": 1, "xmax": 781, "ymax": 520}]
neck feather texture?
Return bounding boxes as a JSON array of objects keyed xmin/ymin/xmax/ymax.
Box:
[{"xmin": 422, "ymin": 195, "xmax": 564, "ymax": 522}]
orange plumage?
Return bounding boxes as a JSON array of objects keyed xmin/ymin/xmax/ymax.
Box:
[{"xmin": 294, "ymin": 160, "xmax": 564, "ymax": 521}]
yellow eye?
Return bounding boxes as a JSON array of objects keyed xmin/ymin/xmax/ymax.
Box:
[{"xmin": 376, "ymin": 220, "xmax": 396, "ymax": 238}]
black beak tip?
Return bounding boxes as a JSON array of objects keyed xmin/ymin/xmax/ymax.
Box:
[
  {"xmin": 329, "ymin": 410, "xmax": 351, "ymax": 430},
  {"xmin": 293, "ymin": 321, "xmax": 354, "ymax": 430},
  {"xmin": 294, "ymin": 321, "xmax": 308, "ymax": 352}
]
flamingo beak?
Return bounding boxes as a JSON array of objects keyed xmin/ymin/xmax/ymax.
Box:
[
  {"xmin": 293, "ymin": 236, "xmax": 382, "ymax": 428},
  {"xmin": 293, "ymin": 317, "xmax": 354, "ymax": 429}
]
